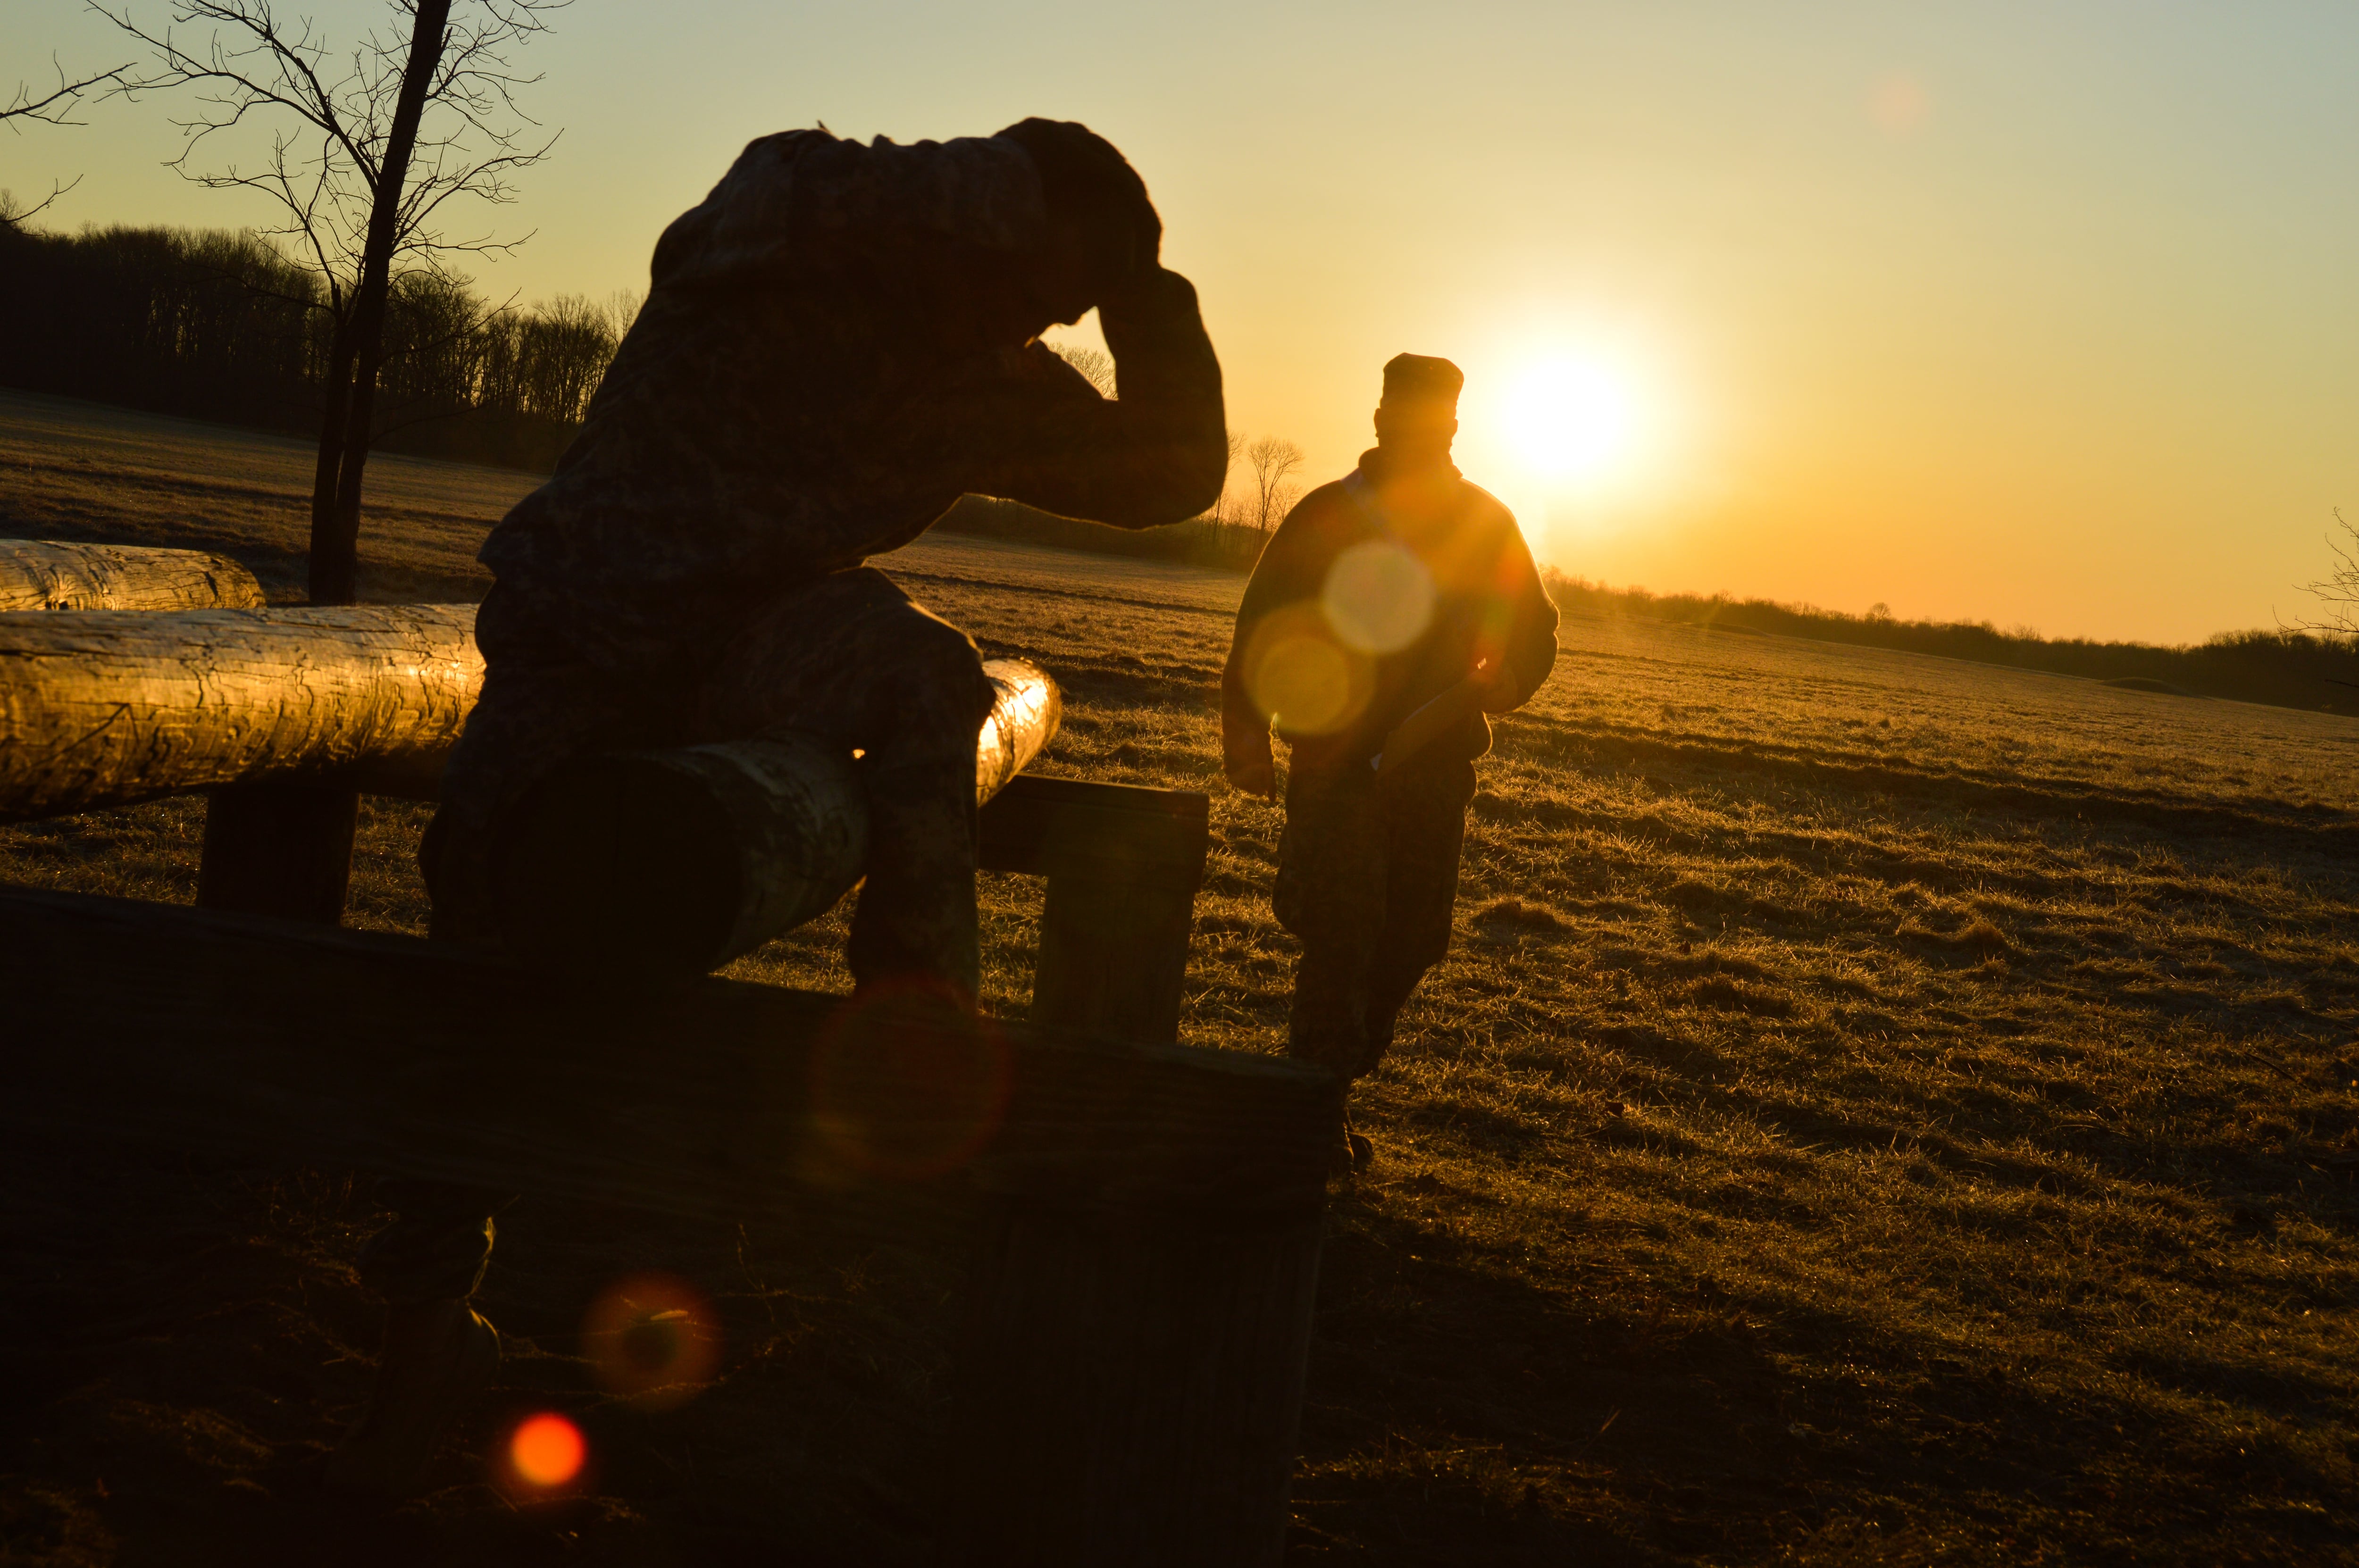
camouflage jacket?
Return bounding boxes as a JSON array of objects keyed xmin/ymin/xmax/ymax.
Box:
[
  {"xmin": 1222, "ymin": 446, "xmax": 1560, "ymax": 777},
  {"xmin": 479, "ymin": 128, "xmax": 1226, "ymax": 673}
]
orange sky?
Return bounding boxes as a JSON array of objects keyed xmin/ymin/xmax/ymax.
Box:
[{"xmin": 9, "ymin": 0, "xmax": 2357, "ymax": 642}]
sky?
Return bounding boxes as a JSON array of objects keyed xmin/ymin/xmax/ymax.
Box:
[{"xmin": 7, "ymin": 0, "xmax": 2357, "ymax": 643}]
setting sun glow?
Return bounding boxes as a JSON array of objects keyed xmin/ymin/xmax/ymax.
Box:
[{"xmin": 1499, "ymin": 358, "xmax": 1641, "ymax": 485}]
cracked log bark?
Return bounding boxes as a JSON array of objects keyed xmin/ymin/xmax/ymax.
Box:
[
  {"xmin": 0, "ymin": 540, "xmax": 267, "ymax": 612},
  {"xmin": 0, "ymin": 604, "xmax": 482, "ymax": 822},
  {"xmin": 0, "ymin": 602, "xmax": 474, "ymax": 920}
]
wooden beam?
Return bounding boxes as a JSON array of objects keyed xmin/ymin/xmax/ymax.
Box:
[
  {"xmin": 0, "ymin": 884, "xmax": 1336, "ymax": 1221},
  {"xmin": 0, "ymin": 538, "xmax": 267, "ymax": 612}
]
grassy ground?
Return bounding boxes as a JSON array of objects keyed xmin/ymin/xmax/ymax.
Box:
[{"xmin": 2, "ymin": 391, "xmax": 2356, "ymax": 1564}]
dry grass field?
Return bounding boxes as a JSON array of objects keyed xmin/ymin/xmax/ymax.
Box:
[{"xmin": 2, "ymin": 390, "xmax": 2356, "ymax": 1565}]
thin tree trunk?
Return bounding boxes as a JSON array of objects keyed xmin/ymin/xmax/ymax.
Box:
[
  {"xmin": 311, "ymin": 0, "xmax": 453, "ymax": 608},
  {"xmin": 306, "ymin": 307, "xmax": 356, "ymax": 603}
]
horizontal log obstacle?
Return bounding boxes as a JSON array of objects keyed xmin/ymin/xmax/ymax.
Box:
[
  {"xmin": 0, "ymin": 603, "xmax": 481, "ymax": 819},
  {"xmin": 0, "ymin": 884, "xmax": 1335, "ymax": 1566},
  {"xmin": 0, "ymin": 538, "xmax": 267, "ymax": 612},
  {"xmin": 0, "ymin": 601, "xmax": 475, "ymax": 923},
  {"xmin": 495, "ymin": 659, "xmax": 1062, "ymax": 982}
]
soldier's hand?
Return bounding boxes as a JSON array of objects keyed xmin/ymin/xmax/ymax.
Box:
[
  {"xmin": 1226, "ymin": 749, "xmax": 1278, "ymax": 801},
  {"xmin": 1472, "ymin": 656, "xmax": 1521, "ymax": 713}
]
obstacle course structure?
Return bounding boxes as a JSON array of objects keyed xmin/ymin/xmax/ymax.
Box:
[{"xmin": 0, "ymin": 547, "xmax": 1333, "ymax": 1567}]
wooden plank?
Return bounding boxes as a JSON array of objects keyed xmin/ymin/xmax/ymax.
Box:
[
  {"xmin": 0, "ymin": 884, "xmax": 1336, "ymax": 1222},
  {"xmin": 979, "ymin": 773, "xmax": 1209, "ymax": 879},
  {"xmin": 0, "ymin": 538, "xmax": 267, "ymax": 612}
]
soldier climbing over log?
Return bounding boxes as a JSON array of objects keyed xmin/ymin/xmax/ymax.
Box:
[
  {"xmin": 1222, "ymin": 354, "xmax": 1559, "ymax": 1174},
  {"xmin": 332, "ymin": 119, "xmax": 1226, "ymax": 1495}
]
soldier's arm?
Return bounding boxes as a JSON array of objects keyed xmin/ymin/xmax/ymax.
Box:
[
  {"xmin": 977, "ymin": 267, "xmax": 1228, "ymax": 529},
  {"xmin": 1221, "ymin": 511, "xmax": 1318, "ymax": 793},
  {"xmin": 1474, "ymin": 508, "xmax": 1561, "ymax": 714}
]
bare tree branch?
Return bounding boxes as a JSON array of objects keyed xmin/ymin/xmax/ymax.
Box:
[
  {"xmin": 2, "ymin": 57, "xmax": 134, "ymax": 127},
  {"xmin": 0, "ymin": 176, "xmax": 88, "ymax": 230},
  {"xmin": 92, "ymin": 0, "xmax": 566, "ymax": 312},
  {"xmin": 2290, "ymin": 509, "xmax": 2359, "ymax": 641}
]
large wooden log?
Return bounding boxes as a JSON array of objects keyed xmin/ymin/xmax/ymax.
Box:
[
  {"xmin": 494, "ymin": 659, "xmax": 1061, "ymax": 979},
  {"xmin": 0, "ymin": 539, "xmax": 267, "ymax": 612},
  {"xmin": 0, "ymin": 884, "xmax": 1336, "ymax": 1560},
  {"xmin": 0, "ymin": 603, "xmax": 480, "ymax": 821}
]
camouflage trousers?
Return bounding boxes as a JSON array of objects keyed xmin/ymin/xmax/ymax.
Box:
[
  {"xmin": 1275, "ymin": 752, "xmax": 1478, "ymax": 1081},
  {"xmin": 363, "ymin": 566, "xmax": 995, "ymax": 1306}
]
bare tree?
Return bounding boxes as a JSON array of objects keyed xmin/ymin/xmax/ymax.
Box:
[
  {"xmin": 1052, "ymin": 343, "xmax": 1115, "ymax": 397},
  {"xmin": 1, "ymin": 57, "xmax": 136, "ymax": 226},
  {"xmin": 1210, "ymin": 428, "xmax": 1243, "ymax": 524},
  {"xmin": 2296, "ymin": 509, "xmax": 2359, "ymax": 638},
  {"xmin": 97, "ymin": 0, "xmax": 564, "ymax": 603},
  {"xmin": 1245, "ymin": 435, "xmax": 1304, "ymax": 533}
]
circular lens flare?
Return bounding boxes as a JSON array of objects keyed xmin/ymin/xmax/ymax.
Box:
[
  {"xmin": 809, "ymin": 980, "xmax": 1013, "ymax": 1181},
  {"xmin": 582, "ymin": 1274, "xmax": 722, "ymax": 1408},
  {"xmin": 1322, "ymin": 540, "xmax": 1435, "ymax": 655},
  {"xmin": 1241, "ymin": 601, "xmax": 1373, "ymax": 738},
  {"xmin": 508, "ymin": 1412, "xmax": 586, "ymax": 1490}
]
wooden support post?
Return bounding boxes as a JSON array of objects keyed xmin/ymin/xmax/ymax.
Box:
[
  {"xmin": 196, "ymin": 783, "xmax": 360, "ymax": 925},
  {"xmin": 978, "ymin": 775, "xmax": 1210, "ymax": 1045}
]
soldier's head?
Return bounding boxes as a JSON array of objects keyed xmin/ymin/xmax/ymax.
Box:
[
  {"xmin": 995, "ymin": 118, "xmax": 1161, "ymax": 327},
  {"xmin": 1373, "ymin": 353, "xmax": 1463, "ymax": 463}
]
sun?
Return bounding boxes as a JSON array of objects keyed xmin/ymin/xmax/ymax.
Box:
[{"xmin": 1499, "ymin": 357, "xmax": 1640, "ymax": 484}]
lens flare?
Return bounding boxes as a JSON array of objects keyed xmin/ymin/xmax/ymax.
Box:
[
  {"xmin": 507, "ymin": 1412, "xmax": 586, "ymax": 1490},
  {"xmin": 1242, "ymin": 601, "xmax": 1372, "ymax": 737},
  {"xmin": 1322, "ymin": 540, "xmax": 1435, "ymax": 655},
  {"xmin": 582, "ymin": 1274, "xmax": 722, "ymax": 1408},
  {"xmin": 809, "ymin": 979, "xmax": 1013, "ymax": 1180}
]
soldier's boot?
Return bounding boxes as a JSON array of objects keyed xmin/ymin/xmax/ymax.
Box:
[{"xmin": 326, "ymin": 1298, "xmax": 501, "ymax": 1498}]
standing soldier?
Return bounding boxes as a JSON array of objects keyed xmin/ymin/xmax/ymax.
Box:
[
  {"xmin": 332, "ymin": 119, "xmax": 1226, "ymax": 1495},
  {"xmin": 1221, "ymin": 355, "xmax": 1557, "ymax": 1171}
]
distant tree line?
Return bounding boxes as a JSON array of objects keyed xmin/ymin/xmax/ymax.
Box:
[
  {"xmin": 0, "ymin": 221, "xmax": 631, "ymax": 471},
  {"xmin": 0, "ymin": 218, "xmax": 1299, "ymax": 572},
  {"xmin": 1544, "ymin": 572, "xmax": 2359, "ymax": 717}
]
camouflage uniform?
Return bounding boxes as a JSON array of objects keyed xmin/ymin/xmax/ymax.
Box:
[
  {"xmin": 384, "ymin": 123, "xmax": 1225, "ymax": 1306},
  {"xmin": 1223, "ymin": 443, "xmax": 1558, "ymax": 1080}
]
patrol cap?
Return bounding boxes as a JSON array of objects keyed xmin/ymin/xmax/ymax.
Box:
[
  {"xmin": 995, "ymin": 118, "xmax": 1161, "ymax": 284},
  {"xmin": 1380, "ymin": 353, "xmax": 1464, "ymax": 414}
]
